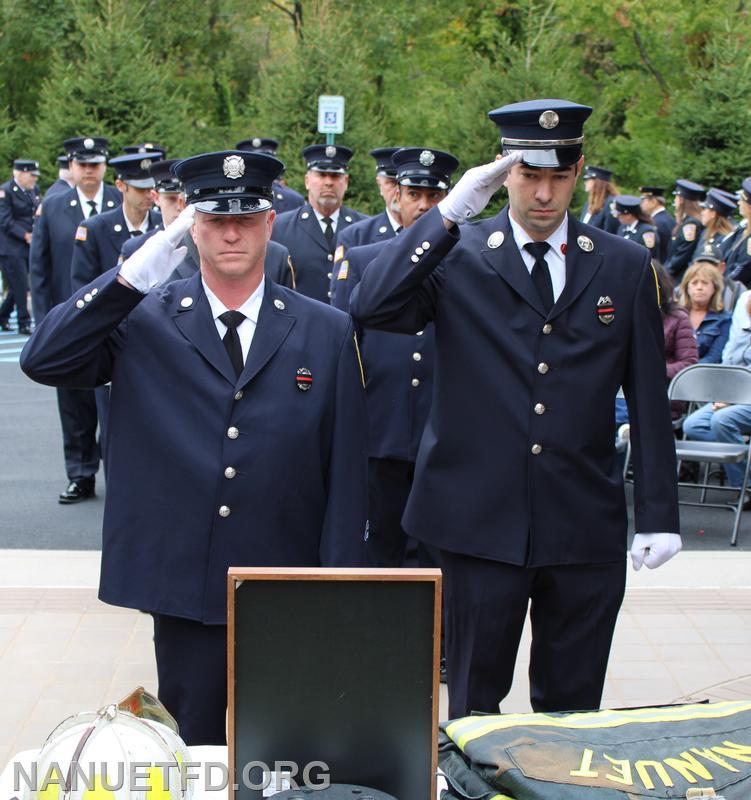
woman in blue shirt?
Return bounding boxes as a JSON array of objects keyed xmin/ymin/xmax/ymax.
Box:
[{"xmin": 678, "ymin": 262, "xmax": 731, "ymax": 362}]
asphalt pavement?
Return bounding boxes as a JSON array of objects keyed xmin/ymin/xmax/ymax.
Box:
[{"xmin": 2, "ymin": 329, "xmax": 751, "ymax": 551}]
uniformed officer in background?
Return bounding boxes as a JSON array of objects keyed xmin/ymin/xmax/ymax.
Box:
[
  {"xmin": 121, "ymin": 158, "xmax": 297, "ymax": 289},
  {"xmin": 724, "ymin": 177, "xmax": 751, "ymax": 286},
  {"xmin": 0, "ymin": 160, "xmax": 39, "ymax": 334},
  {"xmin": 334, "ymin": 146, "xmax": 458, "ymax": 566},
  {"xmin": 235, "ymin": 137, "xmax": 305, "ymax": 214},
  {"xmin": 271, "ymin": 144, "xmax": 367, "ymax": 302},
  {"xmin": 664, "ymin": 179, "xmax": 705, "ymax": 281},
  {"xmin": 639, "ymin": 186, "xmax": 674, "ymax": 264},
  {"xmin": 71, "ymin": 152, "xmax": 162, "ymax": 290},
  {"xmin": 43, "ymin": 154, "xmax": 75, "ymax": 200},
  {"xmin": 351, "ymin": 99, "xmax": 681, "ymax": 719},
  {"xmin": 579, "ymin": 164, "xmax": 619, "ymax": 234},
  {"xmin": 21, "ymin": 149, "xmax": 368, "ymax": 745},
  {"xmin": 614, "ymin": 194, "xmax": 659, "ymax": 258},
  {"xmin": 330, "ymin": 147, "xmax": 402, "ymax": 305},
  {"xmin": 694, "ymin": 188, "xmax": 737, "ymax": 259},
  {"xmin": 123, "ymin": 142, "xmax": 167, "ymax": 159},
  {"xmin": 29, "ymin": 136, "xmax": 122, "ymax": 503}
]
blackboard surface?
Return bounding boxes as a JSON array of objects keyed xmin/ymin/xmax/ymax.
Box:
[{"xmin": 228, "ymin": 569, "xmax": 440, "ymax": 800}]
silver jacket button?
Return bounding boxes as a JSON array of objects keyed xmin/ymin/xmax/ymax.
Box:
[
  {"xmin": 224, "ymin": 467, "xmax": 237, "ymax": 479},
  {"xmin": 411, "ymin": 378, "xmax": 420, "ymax": 387},
  {"xmin": 219, "ymin": 505, "xmax": 231, "ymax": 517},
  {"xmin": 412, "ymin": 352, "xmax": 422, "ymax": 362},
  {"xmin": 227, "ymin": 426, "xmax": 239, "ymax": 439},
  {"xmin": 538, "ymin": 362, "xmax": 549, "ymax": 374},
  {"xmin": 234, "ymin": 390, "xmax": 244, "ymax": 401},
  {"xmin": 542, "ymin": 323, "xmax": 553, "ymax": 334},
  {"xmin": 534, "ymin": 403, "xmax": 546, "ymax": 415},
  {"xmin": 531, "ymin": 444, "xmax": 542, "ymax": 455}
]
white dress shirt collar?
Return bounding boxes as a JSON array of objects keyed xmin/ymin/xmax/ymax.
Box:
[
  {"xmin": 202, "ymin": 277, "xmax": 266, "ymax": 363},
  {"xmin": 508, "ymin": 211, "xmax": 569, "ymax": 302},
  {"xmin": 76, "ymin": 184, "xmax": 105, "ymax": 218}
]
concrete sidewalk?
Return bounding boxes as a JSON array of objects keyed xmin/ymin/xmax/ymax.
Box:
[{"xmin": 1, "ymin": 549, "xmax": 750, "ymax": 770}]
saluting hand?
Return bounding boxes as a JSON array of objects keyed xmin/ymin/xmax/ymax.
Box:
[
  {"xmin": 438, "ymin": 150, "xmax": 523, "ymax": 225},
  {"xmin": 119, "ymin": 204, "xmax": 196, "ymax": 293}
]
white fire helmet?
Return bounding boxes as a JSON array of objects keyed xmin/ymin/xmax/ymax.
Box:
[{"xmin": 22, "ymin": 703, "xmax": 192, "ymax": 800}]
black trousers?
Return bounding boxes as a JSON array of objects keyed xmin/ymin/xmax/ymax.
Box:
[
  {"xmin": 0, "ymin": 255, "xmax": 30, "ymax": 325},
  {"xmin": 56, "ymin": 387, "xmax": 99, "ymax": 480},
  {"xmin": 368, "ymin": 456, "xmax": 439, "ymax": 567},
  {"xmin": 440, "ymin": 549, "xmax": 626, "ymax": 719},
  {"xmin": 152, "ymin": 613, "xmax": 227, "ymax": 745}
]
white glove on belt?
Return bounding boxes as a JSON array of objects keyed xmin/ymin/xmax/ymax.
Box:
[
  {"xmin": 630, "ymin": 533, "xmax": 682, "ymax": 570},
  {"xmin": 119, "ymin": 204, "xmax": 196, "ymax": 293},
  {"xmin": 438, "ymin": 151, "xmax": 523, "ymax": 224}
]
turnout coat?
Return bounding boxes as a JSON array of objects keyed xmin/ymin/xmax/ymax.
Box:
[
  {"xmin": 350, "ymin": 206, "xmax": 679, "ymax": 567},
  {"xmin": 21, "ymin": 267, "xmax": 369, "ymax": 623}
]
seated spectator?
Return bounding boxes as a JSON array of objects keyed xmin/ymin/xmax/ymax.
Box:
[
  {"xmin": 617, "ymin": 263, "xmax": 698, "ymax": 429},
  {"xmin": 682, "ymin": 289, "xmax": 751, "ymax": 499},
  {"xmin": 678, "ymin": 261, "xmax": 731, "ymax": 363}
]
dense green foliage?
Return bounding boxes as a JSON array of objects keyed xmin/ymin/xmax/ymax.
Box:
[{"xmin": 0, "ymin": 0, "xmax": 748, "ymax": 213}]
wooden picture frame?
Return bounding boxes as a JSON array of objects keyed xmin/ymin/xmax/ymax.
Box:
[{"xmin": 227, "ymin": 567, "xmax": 441, "ymax": 800}]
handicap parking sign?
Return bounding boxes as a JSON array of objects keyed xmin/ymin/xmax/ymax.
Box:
[{"xmin": 318, "ymin": 96, "xmax": 345, "ymax": 134}]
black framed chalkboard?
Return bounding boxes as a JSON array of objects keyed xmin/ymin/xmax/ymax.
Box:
[{"xmin": 227, "ymin": 568, "xmax": 441, "ymax": 800}]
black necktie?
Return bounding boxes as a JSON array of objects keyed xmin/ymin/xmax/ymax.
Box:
[
  {"xmin": 218, "ymin": 310, "xmax": 246, "ymax": 378},
  {"xmin": 322, "ymin": 216, "xmax": 334, "ymax": 245},
  {"xmin": 130, "ymin": 230, "xmax": 143, "ymax": 238},
  {"xmin": 87, "ymin": 200, "xmax": 98, "ymax": 217},
  {"xmin": 395, "ymin": 226, "xmax": 403, "ymax": 234},
  {"xmin": 524, "ymin": 241, "xmax": 554, "ymax": 313}
]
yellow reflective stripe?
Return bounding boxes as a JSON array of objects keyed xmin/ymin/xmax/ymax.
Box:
[
  {"xmin": 651, "ymin": 261, "xmax": 661, "ymax": 306},
  {"xmin": 447, "ymin": 701, "xmax": 751, "ymax": 751}
]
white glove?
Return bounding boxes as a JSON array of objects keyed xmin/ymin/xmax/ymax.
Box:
[
  {"xmin": 630, "ymin": 533, "xmax": 682, "ymax": 571},
  {"xmin": 119, "ymin": 204, "xmax": 196, "ymax": 293},
  {"xmin": 438, "ymin": 151, "xmax": 523, "ymax": 224}
]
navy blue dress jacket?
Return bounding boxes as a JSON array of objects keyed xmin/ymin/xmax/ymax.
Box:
[
  {"xmin": 21, "ymin": 269, "xmax": 369, "ymax": 623},
  {"xmin": 350, "ymin": 206, "xmax": 679, "ymax": 567}
]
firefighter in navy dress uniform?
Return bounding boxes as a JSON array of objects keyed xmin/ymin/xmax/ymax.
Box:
[
  {"xmin": 664, "ymin": 179, "xmax": 705, "ymax": 281},
  {"xmin": 330, "ymin": 147, "xmax": 403, "ymax": 306},
  {"xmin": 579, "ymin": 165, "xmax": 619, "ymax": 234},
  {"xmin": 614, "ymin": 194, "xmax": 660, "ymax": 258},
  {"xmin": 271, "ymin": 144, "xmax": 367, "ymax": 303},
  {"xmin": 0, "ymin": 159, "xmax": 40, "ymax": 334},
  {"xmin": 236, "ymin": 137, "xmax": 305, "ymax": 214},
  {"xmin": 21, "ymin": 149, "xmax": 368, "ymax": 745},
  {"xmin": 334, "ymin": 146, "xmax": 458, "ymax": 566},
  {"xmin": 639, "ymin": 186, "xmax": 674, "ymax": 264},
  {"xmin": 29, "ymin": 135, "xmax": 122, "ymax": 503},
  {"xmin": 725, "ymin": 177, "xmax": 751, "ymax": 286},
  {"xmin": 350, "ymin": 99, "xmax": 681, "ymax": 719},
  {"xmin": 694, "ymin": 187, "xmax": 737, "ymax": 261}
]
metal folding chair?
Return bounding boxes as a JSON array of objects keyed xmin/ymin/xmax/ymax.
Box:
[{"xmin": 622, "ymin": 363, "xmax": 751, "ymax": 546}]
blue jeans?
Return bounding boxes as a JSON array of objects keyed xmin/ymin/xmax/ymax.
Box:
[{"xmin": 682, "ymin": 403, "xmax": 751, "ymax": 487}]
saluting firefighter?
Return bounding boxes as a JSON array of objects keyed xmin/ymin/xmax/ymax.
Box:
[
  {"xmin": 334, "ymin": 146, "xmax": 458, "ymax": 567},
  {"xmin": 614, "ymin": 194, "xmax": 660, "ymax": 258},
  {"xmin": 271, "ymin": 144, "xmax": 367, "ymax": 303},
  {"xmin": 351, "ymin": 99, "xmax": 681, "ymax": 719},
  {"xmin": 664, "ymin": 179, "xmax": 705, "ymax": 281},
  {"xmin": 330, "ymin": 147, "xmax": 403, "ymax": 306},
  {"xmin": 235, "ymin": 137, "xmax": 305, "ymax": 215},
  {"xmin": 119, "ymin": 159, "xmax": 297, "ymax": 290},
  {"xmin": 21, "ymin": 150, "xmax": 368, "ymax": 745}
]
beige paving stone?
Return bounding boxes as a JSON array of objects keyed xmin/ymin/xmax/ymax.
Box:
[
  {"xmin": 19, "ymin": 612, "xmax": 83, "ymax": 631},
  {"xmin": 610, "ymin": 678, "xmax": 682, "ymax": 706},
  {"xmin": 642, "ymin": 625, "xmax": 706, "ymax": 645},
  {"xmin": 40, "ymin": 679, "xmax": 111, "ymax": 706},
  {"xmin": 76, "ymin": 612, "xmax": 139, "ymax": 630},
  {"xmin": 52, "ymin": 661, "xmax": 119, "ymax": 683},
  {"xmin": 698, "ymin": 625, "xmax": 751, "ymax": 645},
  {"xmin": 631, "ymin": 613, "xmax": 689, "ymax": 628},
  {"xmin": 608, "ymin": 659, "xmax": 674, "ymax": 681},
  {"xmin": 11, "ymin": 627, "xmax": 79, "ymax": 649},
  {"xmin": 667, "ymin": 661, "xmax": 735, "ymax": 695},
  {"xmin": 0, "ymin": 613, "xmax": 27, "ymax": 629},
  {"xmin": 610, "ymin": 626, "xmax": 652, "ymax": 645},
  {"xmin": 652, "ymin": 642, "xmax": 721, "ymax": 662},
  {"xmin": 609, "ymin": 642, "xmax": 658, "ymax": 662}
]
